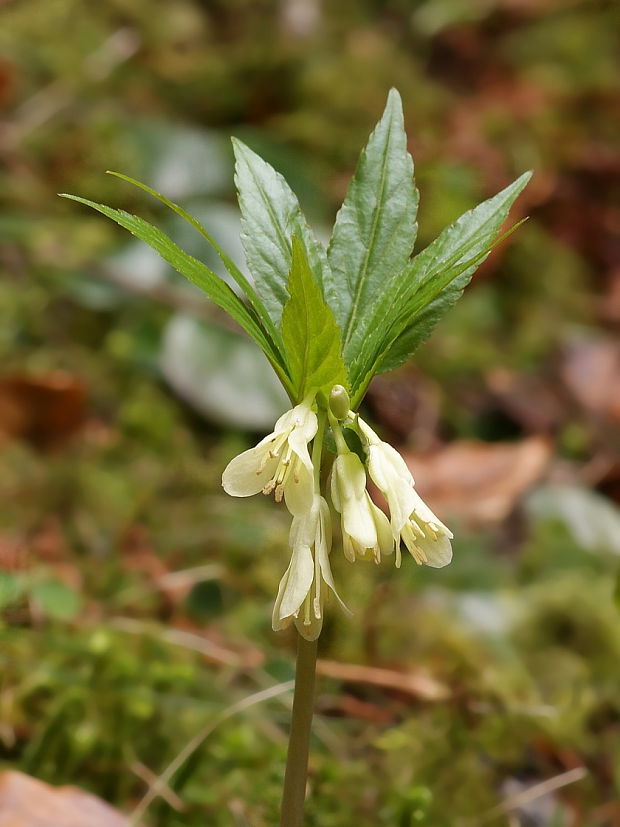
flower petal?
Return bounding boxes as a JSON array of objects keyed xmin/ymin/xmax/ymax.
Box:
[
  {"xmin": 272, "ymin": 540, "xmax": 315, "ymax": 628},
  {"xmin": 410, "ymin": 490, "xmax": 454, "ymax": 538},
  {"xmin": 333, "ymin": 453, "xmax": 377, "ymax": 549},
  {"xmin": 295, "ymin": 610, "xmax": 322, "ymax": 640},
  {"xmin": 283, "ymin": 460, "xmax": 315, "ymax": 516},
  {"xmin": 368, "ymin": 497, "xmax": 394, "ymax": 557},
  {"xmin": 367, "ymin": 444, "xmax": 417, "ymax": 532},
  {"xmin": 406, "ymin": 529, "xmax": 453, "ymax": 568},
  {"xmin": 316, "ymin": 498, "xmax": 351, "ymax": 615},
  {"xmin": 222, "ymin": 443, "xmax": 278, "ymax": 496}
]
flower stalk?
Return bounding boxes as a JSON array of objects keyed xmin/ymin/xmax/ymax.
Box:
[{"xmin": 278, "ymin": 634, "xmax": 318, "ymax": 827}]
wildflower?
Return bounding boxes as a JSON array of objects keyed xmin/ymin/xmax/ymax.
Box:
[
  {"xmin": 357, "ymin": 417, "xmax": 453, "ymax": 568},
  {"xmin": 273, "ymin": 495, "xmax": 349, "ymax": 640},
  {"xmin": 400, "ymin": 488, "xmax": 453, "ymax": 568},
  {"xmin": 222, "ymin": 397, "xmax": 317, "ymax": 516},
  {"xmin": 330, "ymin": 451, "xmax": 393, "ymax": 563}
]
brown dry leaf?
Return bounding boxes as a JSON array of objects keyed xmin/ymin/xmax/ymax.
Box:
[
  {"xmin": 0, "ymin": 372, "xmax": 86, "ymax": 449},
  {"xmin": 600, "ymin": 268, "xmax": 620, "ymax": 323},
  {"xmin": 562, "ymin": 338, "xmax": 620, "ymax": 423},
  {"xmin": 403, "ymin": 436, "xmax": 552, "ymax": 525},
  {"xmin": 0, "ymin": 771, "xmax": 129, "ymax": 826},
  {"xmin": 316, "ymin": 659, "xmax": 450, "ymax": 702},
  {"xmin": 0, "ymin": 536, "xmax": 27, "ymax": 571},
  {"xmin": 319, "ymin": 693, "xmax": 397, "ymax": 723},
  {"xmin": 485, "ymin": 368, "xmax": 566, "ymax": 432}
]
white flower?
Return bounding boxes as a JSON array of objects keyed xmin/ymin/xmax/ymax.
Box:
[
  {"xmin": 330, "ymin": 451, "xmax": 393, "ymax": 563},
  {"xmin": 400, "ymin": 488, "xmax": 453, "ymax": 568},
  {"xmin": 222, "ymin": 398, "xmax": 317, "ymax": 516},
  {"xmin": 357, "ymin": 417, "xmax": 453, "ymax": 568},
  {"xmin": 272, "ymin": 495, "xmax": 349, "ymax": 640}
]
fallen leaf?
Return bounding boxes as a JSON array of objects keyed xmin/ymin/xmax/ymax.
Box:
[
  {"xmin": 600, "ymin": 268, "xmax": 620, "ymax": 323},
  {"xmin": 403, "ymin": 436, "xmax": 552, "ymax": 525},
  {"xmin": 318, "ymin": 693, "xmax": 397, "ymax": 723},
  {"xmin": 485, "ymin": 368, "xmax": 566, "ymax": 432},
  {"xmin": 316, "ymin": 659, "xmax": 450, "ymax": 702},
  {"xmin": 562, "ymin": 337, "xmax": 620, "ymax": 423},
  {"xmin": 0, "ymin": 771, "xmax": 129, "ymax": 826},
  {"xmin": 0, "ymin": 536, "xmax": 27, "ymax": 571},
  {"xmin": 0, "ymin": 372, "xmax": 86, "ymax": 449}
]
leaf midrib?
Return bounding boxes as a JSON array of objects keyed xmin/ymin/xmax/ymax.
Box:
[
  {"xmin": 243, "ymin": 153, "xmax": 294, "ymax": 291},
  {"xmin": 341, "ymin": 118, "xmax": 393, "ymax": 350}
]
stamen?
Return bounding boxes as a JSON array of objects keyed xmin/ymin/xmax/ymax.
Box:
[
  {"xmin": 425, "ymin": 523, "xmax": 438, "ymax": 541},
  {"xmin": 411, "ymin": 544, "xmax": 428, "ymax": 565},
  {"xmin": 343, "ymin": 535, "xmax": 356, "ymax": 563}
]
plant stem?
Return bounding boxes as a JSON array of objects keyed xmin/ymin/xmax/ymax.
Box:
[{"xmin": 279, "ymin": 633, "xmax": 318, "ymax": 827}]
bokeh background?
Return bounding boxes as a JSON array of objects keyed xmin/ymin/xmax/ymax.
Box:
[{"xmin": 1, "ymin": 0, "xmax": 619, "ymax": 824}]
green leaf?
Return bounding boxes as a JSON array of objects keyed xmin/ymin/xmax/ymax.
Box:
[
  {"xmin": 349, "ymin": 172, "xmax": 531, "ymax": 402},
  {"xmin": 233, "ymin": 138, "xmax": 331, "ymax": 327},
  {"xmin": 281, "ymin": 237, "xmax": 348, "ymax": 401},
  {"xmin": 60, "ymin": 193, "xmax": 294, "ymax": 397},
  {"xmin": 0, "ymin": 571, "xmax": 26, "ymax": 610},
  {"xmin": 31, "ymin": 579, "xmax": 82, "ymax": 621},
  {"xmin": 327, "ymin": 88, "xmax": 419, "ymax": 363},
  {"xmin": 104, "ymin": 171, "xmax": 284, "ymax": 356},
  {"xmin": 380, "ymin": 173, "xmax": 531, "ymax": 372}
]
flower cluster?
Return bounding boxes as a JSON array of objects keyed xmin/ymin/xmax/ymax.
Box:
[{"xmin": 222, "ymin": 386, "xmax": 452, "ymax": 640}]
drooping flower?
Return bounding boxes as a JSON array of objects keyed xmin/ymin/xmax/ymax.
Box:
[
  {"xmin": 222, "ymin": 397, "xmax": 317, "ymax": 516},
  {"xmin": 330, "ymin": 451, "xmax": 393, "ymax": 564},
  {"xmin": 400, "ymin": 488, "xmax": 453, "ymax": 568},
  {"xmin": 272, "ymin": 495, "xmax": 349, "ymax": 640},
  {"xmin": 357, "ymin": 417, "xmax": 453, "ymax": 568}
]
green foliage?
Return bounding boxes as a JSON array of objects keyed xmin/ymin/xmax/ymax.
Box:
[
  {"xmin": 233, "ymin": 138, "xmax": 331, "ymax": 327},
  {"xmin": 281, "ymin": 237, "xmax": 348, "ymax": 400},
  {"xmin": 327, "ymin": 88, "xmax": 418, "ymax": 363},
  {"xmin": 378, "ymin": 173, "xmax": 532, "ymax": 373},
  {"xmin": 104, "ymin": 171, "xmax": 281, "ymax": 352},
  {"xmin": 58, "ymin": 194, "xmax": 291, "ymax": 393},
  {"xmin": 347, "ymin": 172, "xmax": 532, "ymax": 400},
  {"xmin": 0, "ymin": 572, "xmax": 81, "ymax": 621},
  {"xmin": 63, "ymin": 92, "xmax": 528, "ymax": 410}
]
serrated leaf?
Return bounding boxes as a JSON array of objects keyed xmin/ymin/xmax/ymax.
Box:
[
  {"xmin": 60, "ymin": 193, "xmax": 294, "ymax": 398},
  {"xmin": 348, "ymin": 172, "xmax": 531, "ymax": 402},
  {"xmin": 105, "ymin": 171, "xmax": 283, "ymax": 354},
  {"xmin": 327, "ymin": 88, "xmax": 419, "ymax": 363},
  {"xmin": 281, "ymin": 237, "xmax": 348, "ymax": 401},
  {"xmin": 233, "ymin": 138, "xmax": 331, "ymax": 327}
]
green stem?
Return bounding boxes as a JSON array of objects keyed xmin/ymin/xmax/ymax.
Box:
[
  {"xmin": 279, "ymin": 633, "xmax": 318, "ymax": 827},
  {"xmin": 327, "ymin": 410, "xmax": 348, "ymax": 455}
]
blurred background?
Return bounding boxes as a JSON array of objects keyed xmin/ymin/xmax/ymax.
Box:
[{"xmin": 1, "ymin": 0, "xmax": 619, "ymax": 824}]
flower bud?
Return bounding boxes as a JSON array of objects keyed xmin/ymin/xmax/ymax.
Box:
[{"xmin": 329, "ymin": 385, "xmax": 350, "ymax": 420}]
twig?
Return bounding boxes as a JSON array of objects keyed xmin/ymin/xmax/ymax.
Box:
[
  {"xmin": 109, "ymin": 616, "xmax": 242, "ymax": 667},
  {"xmin": 477, "ymin": 766, "xmax": 588, "ymax": 824}
]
